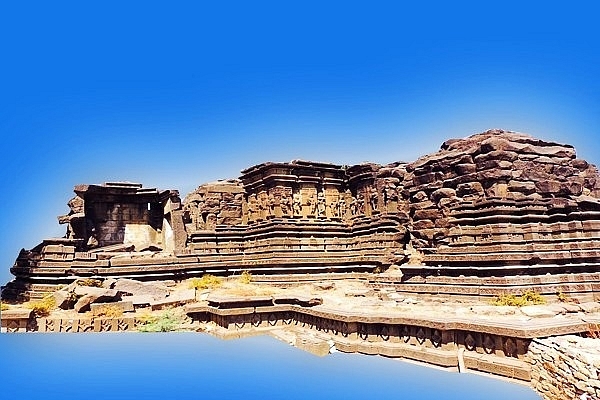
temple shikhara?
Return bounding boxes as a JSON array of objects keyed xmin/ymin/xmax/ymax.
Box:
[{"xmin": 3, "ymin": 129, "xmax": 600, "ymax": 301}]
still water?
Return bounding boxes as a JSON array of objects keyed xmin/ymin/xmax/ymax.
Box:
[{"xmin": 0, "ymin": 333, "xmax": 540, "ymax": 399}]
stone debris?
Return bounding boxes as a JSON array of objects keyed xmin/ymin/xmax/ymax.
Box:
[
  {"xmin": 520, "ymin": 305, "xmax": 561, "ymax": 318},
  {"xmin": 112, "ymin": 279, "xmax": 170, "ymax": 301},
  {"xmin": 530, "ymin": 336, "xmax": 600, "ymax": 400},
  {"xmin": 90, "ymin": 300, "xmax": 134, "ymax": 315}
]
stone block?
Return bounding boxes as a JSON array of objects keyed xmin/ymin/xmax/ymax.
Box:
[{"xmin": 91, "ymin": 301, "xmax": 134, "ymax": 315}]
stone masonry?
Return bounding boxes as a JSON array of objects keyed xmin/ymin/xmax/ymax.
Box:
[
  {"xmin": 4, "ymin": 129, "xmax": 600, "ymax": 301},
  {"xmin": 529, "ymin": 335, "xmax": 600, "ymax": 400}
]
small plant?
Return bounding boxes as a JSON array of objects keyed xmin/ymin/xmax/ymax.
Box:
[
  {"xmin": 29, "ymin": 295, "xmax": 56, "ymax": 317},
  {"xmin": 137, "ymin": 308, "xmax": 187, "ymax": 332},
  {"xmin": 491, "ymin": 291, "xmax": 546, "ymax": 307},
  {"xmin": 188, "ymin": 275, "xmax": 222, "ymax": 290},
  {"xmin": 521, "ymin": 290, "xmax": 546, "ymax": 305},
  {"xmin": 373, "ymin": 266, "xmax": 382, "ymax": 274},
  {"xmin": 94, "ymin": 304, "xmax": 124, "ymax": 318},
  {"xmin": 77, "ymin": 279, "xmax": 103, "ymax": 287},
  {"xmin": 556, "ymin": 290, "xmax": 574, "ymax": 303},
  {"xmin": 239, "ymin": 270, "xmax": 253, "ymax": 284}
]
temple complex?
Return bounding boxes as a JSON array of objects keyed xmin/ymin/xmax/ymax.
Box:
[{"xmin": 3, "ymin": 129, "xmax": 600, "ymax": 302}]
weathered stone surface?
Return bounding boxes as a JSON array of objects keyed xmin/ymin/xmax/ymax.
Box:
[
  {"xmin": 530, "ymin": 336, "xmax": 600, "ymax": 400},
  {"xmin": 520, "ymin": 305, "xmax": 561, "ymax": 318},
  {"xmin": 90, "ymin": 300, "xmax": 134, "ymax": 315},
  {"xmin": 73, "ymin": 287, "xmax": 120, "ymax": 312},
  {"xmin": 112, "ymin": 279, "xmax": 170, "ymax": 300}
]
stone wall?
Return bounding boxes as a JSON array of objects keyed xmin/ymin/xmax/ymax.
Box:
[{"xmin": 529, "ymin": 335, "xmax": 600, "ymax": 400}]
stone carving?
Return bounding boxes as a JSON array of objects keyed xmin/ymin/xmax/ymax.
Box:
[
  {"xmin": 280, "ymin": 192, "xmax": 292, "ymax": 217},
  {"xmin": 293, "ymin": 192, "xmax": 303, "ymax": 217},
  {"xmin": 317, "ymin": 191, "xmax": 326, "ymax": 218},
  {"xmin": 368, "ymin": 186, "xmax": 378, "ymax": 213},
  {"xmin": 267, "ymin": 192, "xmax": 276, "ymax": 217}
]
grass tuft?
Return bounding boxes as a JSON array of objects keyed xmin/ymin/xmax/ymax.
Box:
[
  {"xmin": 137, "ymin": 308, "xmax": 187, "ymax": 332},
  {"xmin": 239, "ymin": 270, "xmax": 253, "ymax": 284},
  {"xmin": 29, "ymin": 295, "xmax": 56, "ymax": 317},
  {"xmin": 491, "ymin": 291, "xmax": 546, "ymax": 307}
]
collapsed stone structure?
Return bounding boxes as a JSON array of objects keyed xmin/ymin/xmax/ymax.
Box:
[{"xmin": 4, "ymin": 129, "xmax": 600, "ymax": 301}]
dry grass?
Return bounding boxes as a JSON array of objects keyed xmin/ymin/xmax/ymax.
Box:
[
  {"xmin": 77, "ymin": 278, "xmax": 103, "ymax": 287},
  {"xmin": 28, "ymin": 295, "xmax": 56, "ymax": 317},
  {"xmin": 188, "ymin": 275, "xmax": 223, "ymax": 290},
  {"xmin": 137, "ymin": 308, "xmax": 188, "ymax": 332},
  {"xmin": 93, "ymin": 304, "xmax": 124, "ymax": 318},
  {"xmin": 238, "ymin": 270, "xmax": 253, "ymax": 284},
  {"xmin": 1, "ymin": 303, "xmax": 9, "ymax": 311},
  {"xmin": 491, "ymin": 291, "xmax": 546, "ymax": 307}
]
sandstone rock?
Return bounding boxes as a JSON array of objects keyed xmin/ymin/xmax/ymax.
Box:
[
  {"xmin": 74, "ymin": 286, "xmax": 118, "ymax": 298},
  {"xmin": 123, "ymin": 295, "xmax": 154, "ymax": 307},
  {"xmin": 520, "ymin": 305, "xmax": 560, "ymax": 318},
  {"xmin": 454, "ymin": 163, "xmax": 477, "ymax": 175},
  {"xmin": 535, "ymin": 180, "xmax": 562, "ymax": 195},
  {"xmin": 112, "ymin": 279, "xmax": 170, "ymax": 300},
  {"xmin": 53, "ymin": 290, "xmax": 74, "ymax": 310},
  {"xmin": 314, "ymin": 282, "xmax": 335, "ymax": 290},
  {"xmin": 101, "ymin": 278, "xmax": 117, "ymax": 289},
  {"xmin": 90, "ymin": 300, "xmax": 134, "ymax": 315},
  {"xmin": 430, "ymin": 188, "xmax": 456, "ymax": 203},
  {"xmin": 579, "ymin": 302, "xmax": 600, "ymax": 313},
  {"xmin": 507, "ymin": 180, "xmax": 536, "ymax": 194},
  {"xmin": 73, "ymin": 287, "xmax": 120, "ymax": 312},
  {"xmin": 456, "ymin": 182, "xmax": 484, "ymax": 197}
]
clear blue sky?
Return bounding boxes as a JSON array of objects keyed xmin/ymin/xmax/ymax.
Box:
[{"xmin": 1, "ymin": 1, "xmax": 599, "ymax": 285}]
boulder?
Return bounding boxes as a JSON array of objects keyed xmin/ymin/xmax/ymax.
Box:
[
  {"xmin": 90, "ymin": 300, "xmax": 134, "ymax": 316},
  {"xmin": 73, "ymin": 287, "xmax": 120, "ymax": 313},
  {"xmin": 53, "ymin": 290, "xmax": 74, "ymax": 310},
  {"xmin": 112, "ymin": 279, "xmax": 170, "ymax": 300}
]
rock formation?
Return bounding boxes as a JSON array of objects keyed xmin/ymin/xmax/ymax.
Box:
[{"xmin": 4, "ymin": 129, "xmax": 600, "ymax": 301}]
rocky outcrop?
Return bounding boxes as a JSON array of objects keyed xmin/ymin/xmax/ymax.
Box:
[
  {"xmin": 529, "ymin": 335, "xmax": 600, "ymax": 400},
  {"xmin": 376, "ymin": 129, "xmax": 600, "ymax": 249}
]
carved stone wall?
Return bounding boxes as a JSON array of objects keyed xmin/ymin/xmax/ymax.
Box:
[
  {"xmin": 6, "ymin": 129, "xmax": 600, "ymax": 301},
  {"xmin": 183, "ymin": 180, "xmax": 243, "ymax": 231}
]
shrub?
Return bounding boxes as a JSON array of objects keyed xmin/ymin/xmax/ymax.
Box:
[
  {"xmin": 491, "ymin": 291, "xmax": 546, "ymax": 307},
  {"xmin": 188, "ymin": 275, "xmax": 222, "ymax": 290},
  {"xmin": 29, "ymin": 295, "xmax": 56, "ymax": 317},
  {"xmin": 94, "ymin": 304, "xmax": 124, "ymax": 318},
  {"xmin": 239, "ymin": 270, "xmax": 253, "ymax": 284},
  {"xmin": 137, "ymin": 308, "xmax": 187, "ymax": 332}
]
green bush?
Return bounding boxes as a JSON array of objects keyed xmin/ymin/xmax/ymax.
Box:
[{"xmin": 137, "ymin": 309, "xmax": 186, "ymax": 332}]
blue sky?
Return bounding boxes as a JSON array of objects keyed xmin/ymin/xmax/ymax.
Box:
[{"xmin": 1, "ymin": 1, "xmax": 599, "ymax": 285}]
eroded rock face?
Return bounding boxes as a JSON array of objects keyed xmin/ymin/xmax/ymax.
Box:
[{"xmin": 374, "ymin": 129, "xmax": 600, "ymax": 250}]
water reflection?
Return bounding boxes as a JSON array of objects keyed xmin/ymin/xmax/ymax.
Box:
[{"xmin": 0, "ymin": 333, "xmax": 540, "ymax": 399}]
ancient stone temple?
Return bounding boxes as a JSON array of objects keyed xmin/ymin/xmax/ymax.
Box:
[{"xmin": 4, "ymin": 129, "xmax": 600, "ymax": 301}]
